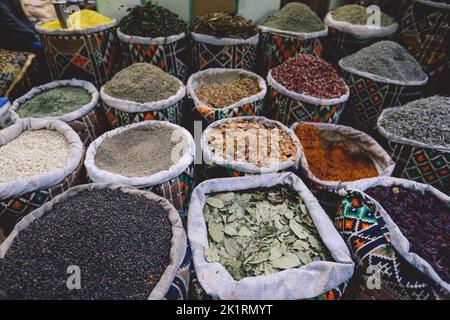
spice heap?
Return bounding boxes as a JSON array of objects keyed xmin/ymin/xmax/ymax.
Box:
[
  {"xmin": 95, "ymin": 125, "xmax": 186, "ymax": 178},
  {"xmin": 103, "ymin": 63, "xmax": 180, "ymax": 103},
  {"xmin": 207, "ymin": 120, "xmax": 297, "ymax": 167},
  {"xmin": 0, "ymin": 188, "xmax": 172, "ymax": 300},
  {"xmin": 272, "ymin": 54, "xmax": 347, "ymax": 99},
  {"xmin": 196, "ymin": 77, "xmax": 260, "ymax": 109},
  {"xmin": 340, "ymin": 41, "xmax": 425, "ymax": 83},
  {"xmin": 330, "ymin": 4, "xmax": 394, "ymax": 26},
  {"xmin": 40, "ymin": 9, "xmax": 113, "ymax": 30},
  {"xmin": 0, "ymin": 130, "xmax": 70, "ymax": 184},
  {"xmin": 192, "ymin": 12, "xmax": 258, "ymax": 39},
  {"xmin": 204, "ymin": 186, "xmax": 331, "ymax": 280},
  {"xmin": 366, "ymin": 186, "xmax": 449, "ymax": 283},
  {"xmin": 294, "ymin": 124, "xmax": 378, "ymax": 181},
  {"xmin": 120, "ymin": 2, "xmax": 187, "ymax": 38},
  {"xmin": 263, "ymin": 3, "xmax": 325, "ymax": 33},
  {"xmin": 379, "ymin": 96, "xmax": 450, "ymax": 148},
  {"xmin": 18, "ymin": 87, "xmax": 91, "ymax": 118}
]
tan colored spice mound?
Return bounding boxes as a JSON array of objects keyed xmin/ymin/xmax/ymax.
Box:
[
  {"xmin": 196, "ymin": 77, "xmax": 260, "ymax": 109},
  {"xmin": 0, "ymin": 130, "xmax": 70, "ymax": 184},
  {"xmin": 294, "ymin": 124, "xmax": 378, "ymax": 181}
]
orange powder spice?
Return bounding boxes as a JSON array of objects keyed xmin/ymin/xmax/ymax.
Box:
[{"xmin": 294, "ymin": 124, "xmax": 379, "ymax": 181}]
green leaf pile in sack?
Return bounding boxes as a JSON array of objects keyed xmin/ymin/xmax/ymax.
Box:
[
  {"xmin": 36, "ymin": 10, "xmax": 119, "ymax": 88},
  {"xmin": 0, "ymin": 119, "xmax": 84, "ymax": 236},
  {"xmin": 10, "ymin": 79, "xmax": 105, "ymax": 146},
  {"xmin": 201, "ymin": 116, "xmax": 301, "ymax": 180},
  {"xmin": 117, "ymin": 2, "xmax": 190, "ymax": 83},
  {"xmin": 191, "ymin": 12, "xmax": 260, "ymax": 72},
  {"xmin": 187, "ymin": 68, "xmax": 267, "ymax": 125},
  {"xmin": 0, "ymin": 183, "xmax": 190, "ymax": 300},
  {"xmin": 323, "ymin": 4, "xmax": 399, "ymax": 65},
  {"xmin": 377, "ymin": 96, "xmax": 449, "ymax": 195},
  {"xmin": 336, "ymin": 177, "xmax": 449, "ymax": 299},
  {"xmin": 100, "ymin": 63, "xmax": 186, "ymax": 127},
  {"xmin": 338, "ymin": 41, "xmax": 428, "ymax": 137},
  {"xmin": 188, "ymin": 173, "xmax": 354, "ymax": 300},
  {"xmin": 85, "ymin": 121, "xmax": 195, "ymax": 221},
  {"xmin": 267, "ymin": 54, "xmax": 349, "ymax": 127},
  {"xmin": 258, "ymin": 3, "xmax": 328, "ymax": 76}
]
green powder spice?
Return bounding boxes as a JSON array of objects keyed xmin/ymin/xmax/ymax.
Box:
[
  {"xmin": 120, "ymin": 2, "xmax": 187, "ymax": 38},
  {"xmin": 95, "ymin": 125, "xmax": 186, "ymax": 178},
  {"xmin": 103, "ymin": 63, "xmax": 180, "ymax": 103},
  {"xmin": 331, "ymin": 4, "xmax": 393, "ymax": 26},
  {"xmin": 263, "ymin": 3, "xmax": 325, "ymax": 33},
  {"xmin": 18, "ymin": 87, "xmax": 91, "ymax": 118},
  {"xmin": 340, "ymin": 41, "xmax": 425, "ymax": 82},
  {"xmin": 380, "ymin": 96, "xmax": 450, "ymax": 148}
]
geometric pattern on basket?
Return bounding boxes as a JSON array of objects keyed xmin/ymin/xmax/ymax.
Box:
[
  {"xmin": 104, "ymin": 99, "xmax": 184, "ymax": 128},
  {"xmin": 120, "ymin": 38, "xmax": 189, "ymax": 83},
  {"xmin": 67, "ymin": 105, "xmax": 106, "ymax": 146},
  {"xmin": 193, "ymin": 41, "xmax": 257, "ymax": 72},
  {"xmin": 339, "ymin": 72, "xmax": 403, "ymax": 135},
  {"xmin": 268, "ymin": 87, "xmax": 345, "ymax": 127},
  {"xmin": 335, "ymin": 191, "xmax": 442, "ymax": 300},
  {"xmin": 194, "ymin": 100, "xmax": 264, "ymax": 125},
  {"xmin": 259, "ymin": 32, "xmax": 324, "ymax": 76},
  {"xmin": 164, "ymin": 244, "xmax": 192, "ymax": 300},
  {"xmin": 387, "ymin": 141, "xmax": 450, "ymax": 195},
  {"xmin": 40, "ymin": 27, "xmax": 118, "ymax": 88}
]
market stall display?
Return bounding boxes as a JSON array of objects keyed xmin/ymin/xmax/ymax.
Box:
[
  {"xmin": 191, "ymin": 12, "xmax": 260, "ymax": 72},
  {"xmin": 117, "ymin": 2, "xmax": 190, "ymax": 82},
  {"xmin": 10, "ymin": 80, "xmax": 105, "ymax": 146},
  {"xmin": 101, "ymin": 63, "xmax": 186, "ymax": 127},
  {"xmin": 85, "ymin": 121, "xmax": 195, "ymax": 220},
  {"xmin": 188, "ymin": 173, "xmax": 354, "ymax": 300},
  {"xmin": 0, "ymin": 119, "xmax": 84, "ymax": 236},
  {"xmin": 258, "ymin": 3, "xmax": 328, "ymax": 76},
  {"xmin": 0, "ymin": 184, "xmax": 189, "ymax": 300},
  {"xmin": 267, "ymin": 54, "xmax": 349, "ymax": 127},
  {"xmin": 187, "ymin": 68, "xmax": 266, "ymax": 124},
  {"xmin": 377, "ymin": 96, "xmax": 450, "ymax": 195}
]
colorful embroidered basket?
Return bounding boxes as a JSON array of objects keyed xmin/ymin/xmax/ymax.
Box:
[
  {"xmin": 117, "ymin": 29, "xmax": 190, "ymax": 83},
  {"xmin": 191, "ymin": 32, "xmax": 259, "ymax": 72}
]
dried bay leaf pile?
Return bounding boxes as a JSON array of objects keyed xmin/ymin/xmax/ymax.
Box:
[{"xmin": 203, "ymin": 186, "xmax": 332, "ymax": 280}]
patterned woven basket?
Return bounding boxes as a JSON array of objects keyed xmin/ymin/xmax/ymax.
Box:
[{"xmin": 117, "ymin": 29, "xmax": 190, "ymax": 83}]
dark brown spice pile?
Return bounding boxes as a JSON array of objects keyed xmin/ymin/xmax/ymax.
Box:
[
  {"xmin": 272, "ymin": 54, "xmax": 347, "ymax": 99},
  {"xmin": 192, "ymin": 12, "xmax": 259, "ymax": 39}
]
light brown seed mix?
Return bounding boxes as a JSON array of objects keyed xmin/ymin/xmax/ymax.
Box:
[{"xmin": 196, "ymin": 77, "xmax": 260, "ymax": 109}]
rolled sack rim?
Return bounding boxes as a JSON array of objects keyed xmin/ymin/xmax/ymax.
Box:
[
  {"xmin": 413, "ymin": 0, "xmax": 450, "ymax": 10},
  {"xmin": 258, "ymin": 24, "xmax": 329, "ymax": 40},
  {"xmin": 117, "ymin": 28, "xmax": 187, "ymax": 45},
  {"xmin": 191, "ymin": 32, "xmax": 260, "ymax": 46}
]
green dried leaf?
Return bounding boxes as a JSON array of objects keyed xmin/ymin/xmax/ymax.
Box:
[
  {"xmin": 206, "ymin": 197, "xmax": 225, "ymax": 209},
  {"xmin": 272, "ymin": 254, "xmax": 301, "ymax": 269},
  {"xmin": 208, "ymin": 220, "xmax": 224, "ymax": 243}
]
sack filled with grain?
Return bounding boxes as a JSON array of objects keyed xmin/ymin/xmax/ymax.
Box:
[
  {"xmin": 336, "ymin": 177, "xmax": 449, "ymax": 300},
  {"xmin": 85, "ymin": 121, "xmax": 195, "ymax": 221},
  {"xmin": 101, "ymin": 63, "xmax": 186, "ymax": 127},
  {"xmin": 0, "ymin": 183, "xmax": 190, "ymax": 300},
  {"xmin": 187, "ymin": 68, "xmax": 267, "ymax": 125},
  {"xmin": 0, "ymin": 119, "xmax": 84, "ymax": 236},
  {"xmin": 188, "ymin": 172, "xmax": 354, "ymax": 300},
  {"xmin": 201, "ymin": 116, "xmax": 301, "ymax": 180},
  {"xmin": 10, "ymin": 79, "xmax": 105, "ymax": 146}
]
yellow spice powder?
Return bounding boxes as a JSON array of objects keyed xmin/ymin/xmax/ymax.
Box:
[{"xmin": 40, "ymin": 9, "xmax": 112, "ymax": 30}]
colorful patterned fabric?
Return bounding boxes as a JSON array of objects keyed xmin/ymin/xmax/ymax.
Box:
[
  {"xmin": 192, "ymin": 41, "xmax": 258, "ymax": 72},
  {"xmin": 164, "ymin": 244, "xmax": 191, "ymax": 300},
  {"xmin": 0, "ymin": 160, "xmax": 87, "ymax": 237},
  {"xmin": 335, "ymin": 191, "xmax": 445, "ymax": 299},
  {"xmin": 67, "ymin": 104, "xmax": 107, "ymax": 146},
  {"xmin": 119, "ymin": 36, "xmax": 190, "ymax": 83},
  {"xmin": 104, "ymin": 99, "xmax": 184, "ymax": 128},
  {"xmin": 194, "ymin": 100, "xmax": 264, "ymax": 125},
  {"xmin": 258, "ymin": 32, "xmax": 324, "ymax": 76},
  {"xmin": 267, "ymin": 87, "xmax": 345, "ymax": 127},
  {"xmin": 0, "ymin": 49, "xmax": 36, "ymax": 98},
  {"xmin": 39, "ymin": 27, "xmax": 119, "ymax": 88},
  {"xmin": 385, "ymin": 140, "xmax": 450, "ymax": 195}
]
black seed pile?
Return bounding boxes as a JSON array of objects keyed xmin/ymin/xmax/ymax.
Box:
[{"xmin": 0, "ymin": 189, "xmax": 172, "ymax": 300}]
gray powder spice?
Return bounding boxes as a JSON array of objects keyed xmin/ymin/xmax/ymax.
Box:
[
  {"xmin": 103, "ymin": 63, "xmax": 180, "ymax": 103},
  {"xmin": 380, "ymin": 96, "xmax": 450, "ymax": 148},
  {"xmin": 340, "ymin": 41, "xmax": 426, "ymax": 83},
  {"xmin": 95, "ymin": 125, "xmax": 185, "ymax": 178}
]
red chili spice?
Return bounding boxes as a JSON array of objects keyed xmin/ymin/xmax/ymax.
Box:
[{"xmin": 271, "ymin": 54, "xmax": 347, "ymax": 99}]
